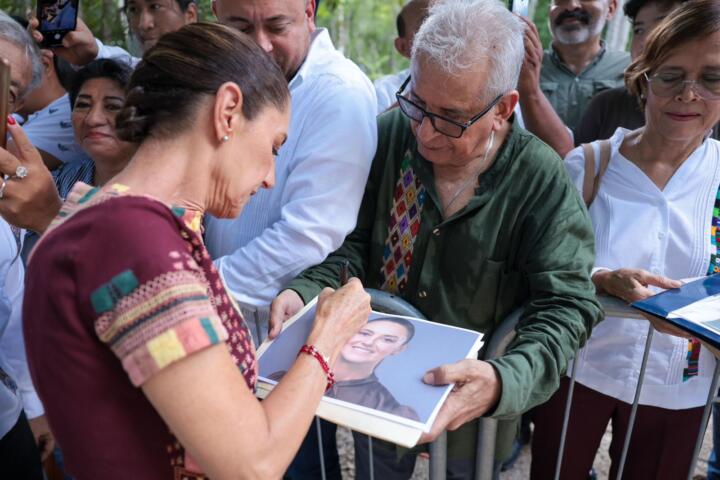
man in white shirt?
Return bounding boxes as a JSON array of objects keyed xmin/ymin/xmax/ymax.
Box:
[
  {"xmin": 0, "ymin": 218, "xmax": 51, "ymax": 478},
  {"xmin": 32, "ymin": 1, "xmax": 376, "ymax": 344},
  {"xmin": 208, "ymin": 0, "xmax": 377, "ymax": 343},
  {"xmin": 374, "ymin": 0, "xmax": 428, "ymax": 114}
]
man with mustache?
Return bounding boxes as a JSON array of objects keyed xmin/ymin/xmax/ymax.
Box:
[{"xmin": 522, "ymin": 0, "xmax": 630, "ymax": 135}]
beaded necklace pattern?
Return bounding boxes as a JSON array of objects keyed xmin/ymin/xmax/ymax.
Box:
[{"xmin": 381, "ymin": 152, "xmax": 427, "ymax": 294}]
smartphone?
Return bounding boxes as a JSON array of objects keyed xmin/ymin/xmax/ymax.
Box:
[
  {"xmin": 0, "ymin": 59, "xmax": 9, "ymax": 150},
  {"xmin": 509, "ymin": 0, "xmax": 530, "ymax": 17},
  {"xmin": 37, "ymin": 0, "xmax": 79, "ymax": 48}
]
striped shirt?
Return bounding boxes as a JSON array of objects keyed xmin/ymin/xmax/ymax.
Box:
[{"xmin": 22, "ymin": 157, "xmax": 95, "ymax": 263}]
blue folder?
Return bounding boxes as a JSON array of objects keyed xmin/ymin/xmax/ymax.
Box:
[{"xmin": 631, "ymin": 274, "xmax": 720, "ymax": 349}]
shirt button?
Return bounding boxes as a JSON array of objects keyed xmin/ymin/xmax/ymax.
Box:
[
  {"xmin": 658, "ymin": 232, "xmax": 665, "ymax": 239},
  {"xmin": 433, "ymin": 228, "xmax": 440, "ymax": 236},
  {"xmin": 418, "ymin": 290, "xmax": 428, "ymax": 298}
]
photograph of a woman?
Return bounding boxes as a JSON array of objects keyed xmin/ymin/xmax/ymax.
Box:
[
  {"xmin": 325, "ymin": 317, "xmax": 419, "ymax": 420},
  {"xmin": 260, "ymin": 305, "xmax": 483, "ymax": 428}
]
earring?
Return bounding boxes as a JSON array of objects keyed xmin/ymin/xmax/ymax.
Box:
[{"xmin": 222, "ymin": 135, "xmax": 230, "ymax": 142}]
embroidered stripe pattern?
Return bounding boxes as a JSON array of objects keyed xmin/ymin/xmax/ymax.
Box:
[
  {"xmin": 683, "ymin": 185, "xmax": 720, "ymax": 381},
  {"xmin": 683, "ymin": 339, "xmax": 701, "ymax": 381},
  {"xmin": 709, "ymin": 186, "xmax": 720, "ymax": 275},
  {"xmin": 381, "ymin": 152, "xmax": 426, "ymax": 294},
  {"xmin": 93, "ymin": 269, "xmax": 228, "ymax": 386}
]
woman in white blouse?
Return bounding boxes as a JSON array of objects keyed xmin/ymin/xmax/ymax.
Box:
[{"xmin": 531, "ymin": 2, "xmax": 720, "ymax": 479}]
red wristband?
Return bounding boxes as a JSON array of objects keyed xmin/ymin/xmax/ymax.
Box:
[{"xmin": 299, "ymin": 344, "xmax": 335, "ymax": 391}]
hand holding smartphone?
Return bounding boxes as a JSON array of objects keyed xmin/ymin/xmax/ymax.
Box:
[
  {"xmin": 37, "ymin": 0, "xmax": 80, "ymax": 48},
  {"xmin": 0, "ymin": 59, "xmax": 10, "ymax": 150}
]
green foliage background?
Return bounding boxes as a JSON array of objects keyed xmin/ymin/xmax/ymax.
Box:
[{"xmin": 0, "ymin": 0, "xmax": 554, "ymax": 80}]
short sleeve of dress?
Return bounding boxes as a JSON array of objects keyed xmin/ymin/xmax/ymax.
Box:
[{"xmin": 79, "ymin": 197, "xmax": 229, "ymax": 387}]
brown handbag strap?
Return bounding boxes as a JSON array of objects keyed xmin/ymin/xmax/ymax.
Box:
[{"xmin": 581, "ymin": 140, "xmax": 611, "ymax": 207}]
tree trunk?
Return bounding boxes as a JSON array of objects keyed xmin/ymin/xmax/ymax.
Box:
[{"xmin": 100, "ymin": 0, "xmax": 115, "ymax": 42}]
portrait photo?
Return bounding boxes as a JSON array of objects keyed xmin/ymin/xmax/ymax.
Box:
[{"xmin": 257, "ymin": 299, "xmax": 483, "ymax": 431}]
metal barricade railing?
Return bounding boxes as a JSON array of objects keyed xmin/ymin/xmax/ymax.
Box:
[
  {"xmin": 570, "ymin": 296, "xmax": 720, "ymax": 480},
  {"xmin": 304, "ymin": 290, "xmax": 720, "ymax": 480},
  {"xmin": 368, "ymin": 289, "xmax": 524, "ymax": 480},
  {"xmin": 366, "ymin": 289, "xmax": 449, "ymax": 480},
  {"xmin": 475, "ymin": 308, "xmax": 522, "ymax": 480}
]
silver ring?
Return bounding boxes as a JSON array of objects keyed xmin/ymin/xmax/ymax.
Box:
[
  {"xmin": 0, "ymin": 177, "xmax": 7, "ymax": 199},
  {"xmin": 13, "ymin": 166, "xmax": 27, "ymax": 179}
]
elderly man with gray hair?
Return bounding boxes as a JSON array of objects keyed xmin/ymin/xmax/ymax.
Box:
[
  {"xmin": 0, "ymin": 12, "xmax": 42, "ymax": 115},
  {"xmin": 271, "ymin": 0, "xmax": 602, "ymax": 477}
]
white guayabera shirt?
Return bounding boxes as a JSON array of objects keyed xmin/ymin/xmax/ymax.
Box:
[
  {"xmin": 374, "ymin": 68, "xmax": 408, "ymax": 115},
  {"xmin": 564, "ymin": 127, "xmax": 720, "ymax": 409}
]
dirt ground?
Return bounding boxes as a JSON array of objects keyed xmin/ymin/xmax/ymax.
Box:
[{"xmin": 336, "ymin": 422, "xmax": 714, "ymax": 479}]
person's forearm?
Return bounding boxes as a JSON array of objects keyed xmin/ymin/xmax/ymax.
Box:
[
  {"xmin": 143, "ymin": 281, "xmax": 370, "ymax": 480},
  {"xmin": 144, "ymin": 343, "xmax": 332, "ymax": 480},
  {"xmin": 519, "ymin": 90, "xmax": 574, "ymax": 157}
]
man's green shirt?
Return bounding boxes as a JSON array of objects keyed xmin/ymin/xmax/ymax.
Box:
[
  {"xmin": 287, "ymin": 109, "xmax": 603, "ymax": 459},
  {"xmin": 540, "ymin": 43, "xmax": 630, "ymax": 132}
]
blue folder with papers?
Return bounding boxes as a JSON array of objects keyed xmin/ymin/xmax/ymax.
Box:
[{"xmin": 631, "ymin": 274, "xmax": 720, "ymax": 348}]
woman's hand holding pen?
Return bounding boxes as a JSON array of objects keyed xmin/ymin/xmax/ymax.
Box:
[{"xmin": 306, "ymin": 279, "xmax": 371, "ymax": 364}]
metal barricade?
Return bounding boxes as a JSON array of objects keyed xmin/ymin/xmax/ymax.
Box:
[
  {"xmin": 366, "ymin": 289, "xmax": 449, "ymax": 480},
  {"xmin": 474, "ymin": 308, "xmax": 522, "ymax": 480},
  {"xmin": 367, "ymin": 290, "xmax": 526, "ymax": 480},
  {"xmin": 552, "ymin": 296, "xmax": 720, "ymax": 480},
  {"xmin": 308, "ymin": 291, "xmax": 720, "ymax": 480}
]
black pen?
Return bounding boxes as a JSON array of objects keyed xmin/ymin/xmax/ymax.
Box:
[{"xmin": 339, "ymin": 258, "xmax": 350, "ymax": 286}]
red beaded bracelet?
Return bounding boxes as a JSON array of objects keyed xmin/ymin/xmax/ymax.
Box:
[{"xmin": 299, "ymin": 344, "xmax": 335, "ymax": 391}]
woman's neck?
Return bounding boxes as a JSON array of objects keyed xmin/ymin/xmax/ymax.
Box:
[
  {"xmin": 110, "ymin": 134, "xmax": 215, "ymax": 214},
  {"xmin": 93, "ymin": 155, "xmax": 131, "ymax": 187},
  {"xmin": 333, "ymin": 358, "xmax": 376, "ymax": 382},
  {"xmin": 621, "ymin": 126, "xmax": 706, "ymax": 190}
]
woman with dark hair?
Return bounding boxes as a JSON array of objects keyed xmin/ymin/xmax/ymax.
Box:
[
  {"xmin": 270, "ymin": 316, "xmax": 419, "ymax": 418},
  {"xmin": 0, "ymin": 22, "xmax": 370, "ymax": 480},
  {"xmin": 22, "ymin": 58, "xmax": 135, "ymax": 260},
  {"xmin": 55, "ymin": 58, "xmax": 135, "ymax": 199},
  {"xmin": 532, "ymin": 1, "xmax": 720, "ymax": 478}
]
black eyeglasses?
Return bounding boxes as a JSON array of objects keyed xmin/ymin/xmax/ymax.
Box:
[{"xmin": 395, "ymin": 76, "xmax": 503, "ymax": 139}]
